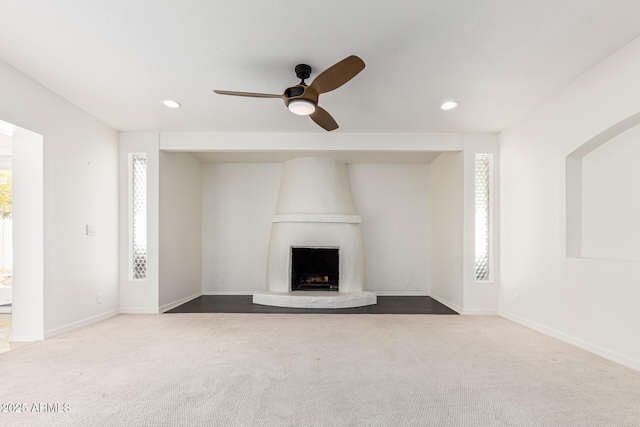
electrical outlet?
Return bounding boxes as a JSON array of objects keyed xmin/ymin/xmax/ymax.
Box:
[
  {"xmin": 513, "ymin": 294, "xmax": 520, "ymax": 305},
  {"xmin": 96, "ymin": 293, "xmax": 103, "ymax": 304},
  {"xmin": 406, "ymin": 277, "xmax": 412, "ymax": 286},
  {"xmin": 86, "ymin": 224, "xmax": 96, "ymax": 236}
]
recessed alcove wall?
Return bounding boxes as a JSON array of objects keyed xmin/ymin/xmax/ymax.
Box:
[
  {"xmin": 151, "ymin": 132, "xmax": 496, "ymax": 311},
  {"xmin": 566, "ymin": 112, "xmax": 640, "ymax": 261},
  {"xmin": 201, "ymin": 161, "xmax": 431, "ymax": 295}
]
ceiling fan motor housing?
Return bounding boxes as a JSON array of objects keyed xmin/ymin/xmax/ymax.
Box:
[
  {"xmin": 285, "ymin": 65, "xmax": 319, "ymax": 108},
  {"xmin": 295, "ymin": 64, "xmax": 312, "ymax": 84}
]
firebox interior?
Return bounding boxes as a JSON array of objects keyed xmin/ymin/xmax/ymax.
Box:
[{"xmin": 291, "ymin": 247, "xmax": 339, "ymax": 292}]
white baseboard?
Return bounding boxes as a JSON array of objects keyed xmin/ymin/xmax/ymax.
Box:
[
  {"xmin": 373, "ymin": 291, "xmax": 429, "ymax": 296},
  {"xmin": 500, "ymin": 310, "xmax": 640, "ymax": 372},
  {"xmin": 159, "ymin": 292, "xmax": 201, "ymax": 313},
  {"xmin": 43, "ymin": 309, "xmax": 119, "ymax": 340},
  {"xmin": 9, "ymin": 334, "xmax": 43, "ymax": 342},
  {"xmin": 119, "ymin": 307, "xmax": 161, "ymax": 314},
  {"xmin": 429, "ymin": 295, "xmax": 499, "ymax": 315},
  {"xmin": 201, "ymin": 291, "xmax": 257, "ymax": 296},
  {"xmin": 463, "ymin": 308, "xmax": 500, "ymax": 315},
  {"xmin": 0, "ymin": 306, "xmax": 11, "ymax": 314},
  {"xmin": 430, "ymin": 294, "xmax": 463, "ymax": 314}
]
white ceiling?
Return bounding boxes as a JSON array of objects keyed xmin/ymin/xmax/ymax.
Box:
[{"xmin": 1, "ymin": 1, "xmax": 640, "ymax": 134}]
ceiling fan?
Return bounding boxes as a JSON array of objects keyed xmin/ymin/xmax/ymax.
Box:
[{"xmin": 214, "ymin": 55, "xmax": 365, "ymax": 131}]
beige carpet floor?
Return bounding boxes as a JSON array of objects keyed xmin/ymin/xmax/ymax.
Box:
[{"xmin": 0, "ymin": 314, "xmax": 639, "ymax": 426}]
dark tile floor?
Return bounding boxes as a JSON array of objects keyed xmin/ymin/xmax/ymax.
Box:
[{"xmin": 166, "ymin": 295, "xmax": 458, "ymax": 315}]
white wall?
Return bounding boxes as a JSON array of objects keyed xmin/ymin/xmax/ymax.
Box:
[
  {"xmin": 202, "ymin": 163, "xmax": 281, "ymax": 293},
  {"xmin": 581, "ymin": 123, "xmax": 640, "ymax": 261},
  {"xmin": 428, "ymin": 134, "xmax": 500, "ymax": 315},
  {"xmin": 0, "ymin": 219, "xmax": 12, "ymax": 269},
  {"xmin": 119, "ymin": 132, "xmax": 160, "ymax": 313},
  {"xmin": 202, "ymin": 162, "xmax": 431, "ymax": 295},
  {"xmin": 500, "ymin": 35, "xmax": 640, "ymax": 370},
  {"xmin": 462, "ymin": 134, "xmax": 500, "ymax": 314},
  {"xmin": 159, "ymin": 152, "xmax": 202, "ymax": 310},
  {"xmin": 429, "ymin": 152, "xmax": 464, "ymax": 310},
  {"xmin": 349, "ymin": 164, "xmax": 430, "ymax": 295},
  {"xmin": 0, "ymin": 59, "xmax": 119, "ymax": 339},
  {"xmin": 11, "ymin": 126, "xmax": 43, "ymax": 340}
]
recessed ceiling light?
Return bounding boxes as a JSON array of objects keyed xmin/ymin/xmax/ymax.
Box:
[
  {"xmin": 440, "ymin": 101, "xmax": 459, "ymax": 111},
  {"xmin": 162, "ymin": 99, "xmax": 181, "ymax": 109}
]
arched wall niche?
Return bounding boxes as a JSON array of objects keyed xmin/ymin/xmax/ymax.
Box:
[{"xmin": 566, "ymin": 112, "xmax": 640, "ymax": 261}]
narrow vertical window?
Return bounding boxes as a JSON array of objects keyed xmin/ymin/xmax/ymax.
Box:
[
  {"xmin": 131, "ymin": 154, "xmax": 147, "ymax": 280},
  {"xmin": 475, "ymin": 154, "xmax": 492, "ymax": 281}
]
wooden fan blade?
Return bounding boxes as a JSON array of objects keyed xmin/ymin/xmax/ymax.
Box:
[
  {"xmin": 309, "ymin": 55, "xmax": 365, "ymax": 95},
  {"xmin": 213, "ymin": 90, "xmax": 283, "ymax": 99},
  {"xmin": 310, "ymin": 106, "xmax": 339, "ymax": 131}
]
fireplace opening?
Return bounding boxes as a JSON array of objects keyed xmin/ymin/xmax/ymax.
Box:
[{"xmin": 291, "ymin": 247, "xmax": 339, "ymax": 292}]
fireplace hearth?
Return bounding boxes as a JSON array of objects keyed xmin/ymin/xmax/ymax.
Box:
[{"xmin": 291, "ymin": 247, "xmax": 339, "ymax": 291}]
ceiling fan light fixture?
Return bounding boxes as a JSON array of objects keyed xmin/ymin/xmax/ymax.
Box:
[
  {"xmin": 288, "ymin": 99, "xmax": 316, "ymax": 116},
  {"xmin": 440, "ymin": 100, "xmax": 459, "ymax": 111}
]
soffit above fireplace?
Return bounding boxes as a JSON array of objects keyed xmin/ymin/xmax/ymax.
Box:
[
  {"xmin": 189, "ymin": 150, "xmax": 444, "ymax": 165},
  {"xmin": 160, "ymin": 130, "xmax": 463, "ymax": 164},
  {"xmin": 272, "ymin": 214, "xmax": 361, "ymax": 224}
]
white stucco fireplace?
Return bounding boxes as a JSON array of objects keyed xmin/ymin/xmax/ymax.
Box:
[{"xmin": 253, "ymin": 157, "xmax": 377, "ymax": 308}]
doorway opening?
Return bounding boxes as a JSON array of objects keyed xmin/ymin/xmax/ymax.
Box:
[
  {"xmin": 0, "ymin": 129, "xmax": 12, "ymax": 352},
  {"xmin": 0, "ymin": 119, "xmax": 44, "ymax": 351}
]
